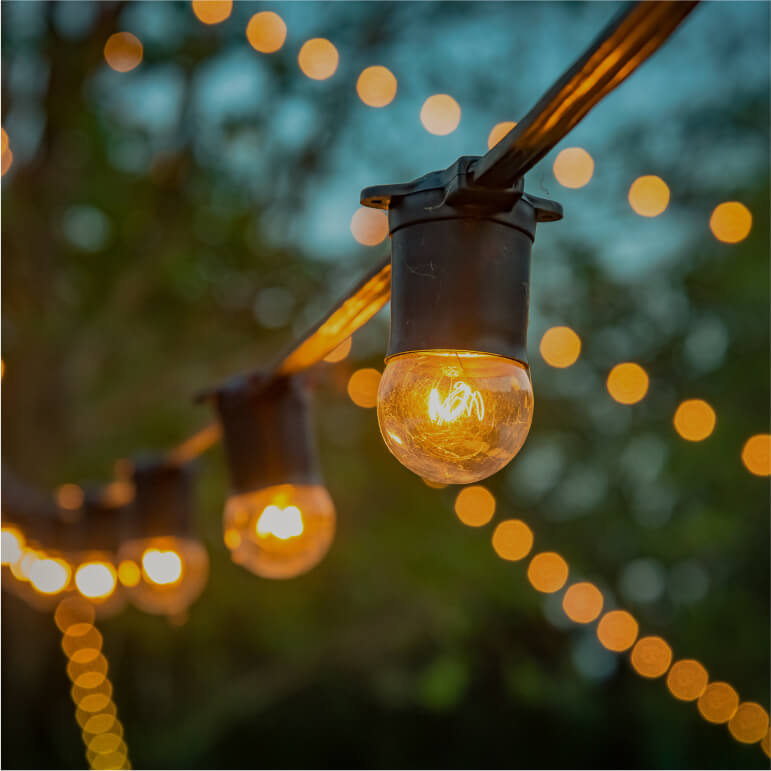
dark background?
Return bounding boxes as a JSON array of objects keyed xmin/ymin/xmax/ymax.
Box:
[{"xmin": 2, "ymin": 2, "xmax": 769, "ymax": 769}]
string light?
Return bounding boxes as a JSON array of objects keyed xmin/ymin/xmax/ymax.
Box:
[
  {"xmin": 356, "ymin": 66, "xmax": 397, "ymax": 107},
  {"xmin": 596, "ymin": 610, "xmax": 638, "ymax": 652},
  {"xmin": 527, "ymin": 551, "xmax": 569, "ymax": 593},
  {"xmin": 491, "ymin": 519, "xmax": 534, "ymax": 562},
  {"xmin": 454, "ymin": 486, "xmax": 496, "ymax": 527},
  {"xmin": 323, "ymin": 337, "xmax": 352, "ymax": 364},
  {"xmin": 673, "ymin": 399, "xmax": 716, "ymax": 441},
  {"xmin": 553, "ymin": 147, "xmax": 594, "ymax": 188},
  {"xmin": 666, "ymin": 659, "xmax": 709, "ymax": 701},
  {"xmin": 606, "ymin": 362, "xmax": 649, "ymax": 405},
  {"xmin": 741, "ymin": 433, "xmax": 770, "ymax": 476},
  {"xmin": 539, "ymin": 326, "xmax": 581, "ymax": 368},
  {"xmin": 628, "ymin": 175, "xmax": 670, "ymax": 217},
  {"xmin": 562, "ymin": 581, "xmax": 603, "ymax": 623},
  {"xmin": 103, "ymin": 33, "xmax": 143, "ymax": 73},
  {"xmin": 630, "ymin": 636, "xmax": 672, "ymax": 678},
  {"xmin": 710, "ymin": 202, "xmax": 752, "ymax": 244},
  {"xmin": 698, "ymin": 682, "xmax": 739, "ymax": 724},
  {"xmin": 192, "ymin": 0, "xmax": 232, "ymax": 25},
  {"xmin": 298, "ymin": 38, "xmax": 339, "ymax": 80},
  {"xmin": 350, "ymin": 207, "xmax": 389, "ymax": 246},
  {"xmin": 420, "ymin": 95, "xmax": 461, "ymax": 135},
  {"xmin": 487, "ymin": 121, "xmax": 517, "ymax": 150},
  {"xmin": 728, "ymin": 703, "xmax": 770, "ymax": 744},
  {"xmin": 246, "ymin": 11, "xmax": 286, "ymax": 54},
  {"xmin": 347, "ymin": 368, "xmax": 381, "ymax": 408}
]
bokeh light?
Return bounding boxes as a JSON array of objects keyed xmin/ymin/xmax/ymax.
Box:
[
  {"xmin": 356, "ymin": 66, "xmax": 397, "ymax": 107},
  {"xmin": 57, "ymin": 483, "xmax": 85, "ymax": 510},
  {"xmin": 673, "ymin": 399, "xmax": 716, "ymax": 441},
  {"xmin": 298, "ymin": 38, "xmax": 339, "ymax": 80},
  {"xmin": 491, "ymin": 519, "xmax": 533, "ymax": 562},
  {"xmin": 697, "ymin": 682, "xmax": 739, "ymax": 724},
  {"xmin": 246, "ymin": 11, "xmax": 286, "ymax": 54},
  {"xmin": 606, "ymin": 362, "xmax": 649, "ymax": 405},
  {"xmin": 347, "ymin": 368, "xmax": 381, "ymax": 408},
  {"xmin": 1, "ymin": 127, "xmax": 7, "ymax": 155},
  {"xmin": 527, "ymin": 552, "xmax": 568, "ymax": 593},
  {"xmin": 487, "ymin": 121, "xmax": 517, "ymax": 149},
  {"xmin": 553, "ymin": 147, "xmax": 594, "ymax": 188},
  {"xmin": 117, "ymin": 560, "xmax": 141, "ymax": 588},
  {"xmin": 454, "ymin": 485, "xmax": 496, "ymax": 527},
  {"xmin": 56, "ymin": 596, "xmax": 96, "ymax": 633},
  {"xmin": 728, "ymin": 702, "xmax": 769, "ymax": 744},
  {"xmin": 103, "ymin": 32, "xmax": 143, "ymax": 73},
  {"xmin": 350, "ymin": 207, "xmax": 389, "ymax": 246},
  {"xmin": 596, "ymin": 610, "xmax": 638, "ymax": 652},
  {"xmin": 666, "ymin": 659, "xmax": 708, "ymax": 701},
  {"xmin": 539, "ymin": 326, "xmax": 581, "ymax": 368},
  {"xmin": 141, "ymin": 548, "xmax": 183, "ymax": 585},
  {"xmin": 741, "ymin": 433, "xmax": 770, "ymax": 476},
  {"xmin": 630, "ymin": 635, "xmax": 672, "ymax": 678},
  {"xmin": 420, "ymin": 95, "xmax": 461, "ymax": 136},
  {"xmin": 710, "ymin": 202, "xmax": 752, "ymax": 244},
  {"xmin": 562, "ymin": 581, "xmax": 604, "ymax": 623},
  {"xmin": 29, "ymin": 557, "xmax": 71, "ymax": 595},
  {"xmin": 75, "ymin": 562, "xmax": 118, "ymax": 600},
  {"xmin": 628, "ymin": 175, "xmax": 670, "ymax": 217},
  {"xmin": 1, "ymin": 526, "xmax": 25, "ymax": 565},
  {"xmin": 323, "ymin": 337, "xmax": 352, "ymax": 364},
  {"xmin": 1, "ymin": 148, "xmax": 12, "ymax": 176},
  {"xmin": 192, "ymin": 0, "xmax": 232, "ymax": 25}
]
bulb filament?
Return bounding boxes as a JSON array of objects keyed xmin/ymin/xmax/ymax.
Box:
[
  {"xmin": 256, "ymin": 505, "xmax": 304, "ymax": 540},
  {"xmin": 428, "ymin": 381, "xmax": 485, "ymax": 426}
]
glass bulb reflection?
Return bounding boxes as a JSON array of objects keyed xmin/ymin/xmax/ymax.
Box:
[
  {"xmin": 377, "ymin": 351, "xmax": 533, "ymax": 484},
  {"xmin": 224, "ymin": 484, "xmax": 335, "ymax": 579}
]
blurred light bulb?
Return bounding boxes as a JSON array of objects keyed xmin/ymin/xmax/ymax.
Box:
[
  {"xmin": 1, "ymin": 526, "xmax": 25, "ymax": 565},
  {"xmin": 75, "ymin": 562, "xmax": 117, "ymax": 600},
  {"xmin": 142, "ymin": 548, "xmax": 183, "ymax": 585},
  {"xmin": 223, "ymin": 483, "xmax": 335, "ymax": 579},
  {"xmin": 377, "ymin": 350, "xmax": 533, "ymax": 484},
  {"xmin": 29, "ymin": 556, "xmax": 71, "ymax": 595}
]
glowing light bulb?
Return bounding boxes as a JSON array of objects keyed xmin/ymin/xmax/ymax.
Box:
[
  {"xmin": 1, "ymin": 526, "xmax": 25, "ymax": 565},
  {"xmin": 141, "ymin": 549, "xmax": 183, "ymax": 585},
  {"xmin": 75, "ymin": 562, "xmax": 117, "ymax": 600},
  {"xmin": 376, "ymin": 350, "xmax": 533, "ymax": 484},
  {"xmin": 29, "ymin": 557, "xmax": 71, "ymax": 595},
  {"xmin": 223, "ymin": 483, "xmax": 335, "ymax": 579}
]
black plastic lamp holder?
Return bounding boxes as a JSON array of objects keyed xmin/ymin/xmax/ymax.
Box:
[
  {"xmin": 58, "ymin": 490, "xmax": 123, "ymax": 554},
  {"xmin": 361, "ymin": 155, "xmax": 563, "ymax": 367},
  {"xmin": 213, "ymin": 373, "xmax": 322, "ymax": 496}
]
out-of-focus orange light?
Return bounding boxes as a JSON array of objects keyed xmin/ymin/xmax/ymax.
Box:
[
  {"xmin": 104, "ymin": 32, "xmax": 143, "ymax": 73},
  {"xmin": 454, "ymin": 485, "xmax": 496, "ymax": 527},
  {"xmin": 323, "ymin": 337, "xmax": 352, "ymax": 364},
  {"xmin": 29, "ymin": 557, "xmax": 71, "ymax": 595},
  {"xmin": 350, "ymin": 207, "xmax": 389, "ymax": 246},
  {"xmin": 628, "ymin": 175, "xmax": 670, "ymax": 217},
  {"xmin": 487, "ymin": 121, "xmax": 517, "ymax": 150},
  {"xmin": 697, "ymin": 682, "xmax": 739, "ymax": 724},
  {"xmin": 246, "ymin": 11, "xmax": 286, "ymax": 53},
  {"xmin": 422, "ymin": 478, "xmax": 448, "ymax": 490},
  {"xmin": 420, "ymin": 95, "xmax": 461, "ymax": 136},
  {"xmin": 73, "ymin": 670, "xmax": 108, "ymax": 690},
  {"xmin": 761, "ymin": 729, "xmax": 770, "ymax": 758},
  {"xmin": 666, "ymin": 658, "xmax": 708, "ymax": 701},
  {"xmin": 597, "ymin": 610, "xmax": 638, "ymax": 652},
  {"xmin": 82, "ymin": 712, "xmax": 118, "ymax": 737},
  {"xmin": 710, "ymin": 202, "xmax": 752, "ymax": 244},
  {"xmin": 539, "ymin": 326, "xmax": 581, "ymax": 368},
  {"xmin": 1, "ymin": 128, "xmax": 7, "ymax": 155},
  {"xmin": 630, "ymin": 635, "xmax": 672, "ymax": 678},
  {"xmin": 62, "ymin": 625, "xmax": 103, "ymax": 660},
  {"xmin": 673, "ymin": 399, "xmax": 716, "ymax": 441},
  {"xmin": 356, "ymin": 66, "xmax": 397, "ymax": 107},
  {"xmin": 192, "ymin": 0, "xmax": 232, "ymax": 25},
  {"xmin": 562, "ymin": 581, "xmax": 603, "ymax": 623},
  {"xmin": 87, "ymin": 732, "xmax": 124, "ymax": 756},
  {"xmin": 1, "ymin": 148, "xmax": 13, "ymax": 176},
  {"xmin": 77, "ymin": 693, "xmax": 113, "ymax": 714},
  {"xmin": 17, "ymin": 548, "xmax": 43, "ymax": 581},
  {"xmin": 553, "ymin": 147, "xmax": 594, "ymax": 189},
  {"xmin": 75, "ymin": 562, "xmax": 117, "ymax": 600},
  {"xmin": 298, "ymin": 38, "xmax": 338, "ymax": 80},
  {"xmin": 141, "ymin": 548, "xmax": 183, "ymax": 586},
  {"xmin": 224, "ymin": 528, "xmax": 242, "ymax": 550},
  {"xmin": 90, "ymin": 749, "xmax": 128, "ymax": 770},
  {"xmin": 491, "ymin": 519, "xmax": 534, "ymax": 561},
  {"xmin": 527, "ymin": 551, "xmax": 568, "ymax": 593},
  {"xmin": 728, "ymin": 702, "xmax": 769, "ymax": 744},
  {"xmin": 56, "ymin": 596, "xmax": 96, "ymax": 633},
  {"xmin": 76, "ymin": 699, "xmax": 116, "ymax": 729},
  {"xmin": 117, "ymin": 560, "xmax": 141, "ymax": 588},
  {"xmin": 68, "ymin": 653, "xmax": 108, "ymax": 684},
  {"xmin": 57, "ymin": 483, "xmax": 85, "ymax": 510},
  {"xmin": 606, "ymin": 362, "xmax": 649, "ymax": 405},
  {"xmin": 1, "ymin": 526, "xmax": 25, "ymax": 565},
  {"xmin": 347, "ymin": 368, "xmax": 381, "ymax": 408},
  {"xmin": 741, "ymin": 434, "xmax": 771, "ymax": 476}
]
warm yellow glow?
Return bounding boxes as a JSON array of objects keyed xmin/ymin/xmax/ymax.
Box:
[
  {"xmin": 710, "ymin": 201, "xmax": 752, "ymax": 244},
  {"xmin": 539, "ymin": 326, "xmax": 581, "ymax": 368},
  {"xmin": 628, "ymin": 175, "xmax": 670, "ymax": 217},
  {"xmin": 596, "ymin": 610, "xmax": 638, "ymax": 652},
  {"xmin": 422, "ymin": 478, "xmax": 447, "ymax": 489},
  {"xmin": 348, "ymin": 367, "xmax": 381, "ymax": 408},
  {"xmin": 630, "ymin": 636, "xmax": 672, "ymax": 678},
  {"xmin": 224, "ymin": 528, "xmax": 242, "ymax": 550},
  {"xmin": 673, "ymin": 399, "xmax": 716, "ymax": 441},
  {"xmin": 1, "ymin": 148, "xmax": 13, "ymax": 176},
  {"xmin": 606, "ymin": 362, "xmax": 649, "ymax": 405},
  {"xmin": 697, "ymin": 682, "xmax": 739, "ymax": 724},
  {"xmin": 298, "ymin": 38, "xmax": 338, "ymax": 80},
  {"xmin": 356, "ymin": 66, "xmax": 397, "ymax": 107},
  {"xmin": 377, "ymin": 351, "xmax": 533, "ymax": 484},
  {"xmin": 29, "ymin": 557, "xmax": 71, "ymax": 595},
  {"xmin": 420, "ymin": 95, "xmax": 461, "ymax": 136},
  {"xmin": 76, "ymin": 699, "xmax": 115, "ymax": 729},
  {"xmin": 224, "ymin": 484, "xmax": 335, "ymax": 579},
  {"xmin": 562, "ymin": 581, "xmax": 603, "ymax": 623},
  {"xmin": 741, "ymin": 434, "xmax": 770, "ymax": 476},
  {"xmin": 68, "ymin": 653, "xmax": 108, "ymax": 685},
  {"xmin": 350, "ymin": 207, "xmax": 389, "ymax": 247},
  {"xmin": 728, "ymin": 703, "xmax": 770, "ymax": 744},
  {"xmin": 62, "ymin": 624, "xmax": 103, "ymax": 660},
  {"xmin": 73, "ymin": 669, "xmax": 108, "ymax": 691},
  {"xmin": 1, "ymin": 127, "xmax": 7, "ymax": 155},
  {"xmin": 82, "ymin": 713, "xmax": 118, "ymax": 737},
  {"xmin": 141, "ymin": 549, "xmax": 183, "ymax": 586},
  {"xmin": 491, "ymin": 519, "xmax": 534, "ymax": 562},
  {"xmin": 117, "ymin": 560, "xmax": 141, "ymax": 588},
  {"xmin": 527, "ymin": 552, "xmax": 569, "ymax": 593},
  {"xmin": 246, "ymin": 11, "xmax": 286, "ymax": 53},
  {"xmin": 666, "ymin": 659, "xmax": 708, "ymax": 701},
  {"xmin": 192, "ymin": 0, "xmax": 232, "ymax": 25},
  {"xmin": 16, "ymin": 548, "xmax": 44, "ymax": 581},
  {"xmin": 69, "ymin": 646, "xmax": 102, "ymax": 665},
  {"xmin": 57, "ymin": 483, "xmax": 85, "ymax": 510},
  {"xmin": 104, "ymin": 32, "xmax": 143, "ymax": 73},
  {"xmin": 75, "ymin": 562, "xmax": 117, "ymax": 600},
  {"xmin": 454, "ymin": 486, "xmax": 495, "ymax": 527},
  {"xmin": 553, "ymin": 147, "xmax": 594, "ymax": 188},
  {"xmin": 90, "ymin": 750, "xmax": 128, "ymax": 770},
  {"xmin": 77, "ymin": 693, "xmax": 113, "ymax": 714},
  {"xmin": 487, "ymin": 121, "xmax": 517, "ymax": 150},
  {"xmin": 87, "ymin": 731, "xmax": 124, "ymax": 756},
  {"xmin": 1, "ymin": 526, "xmax": 24, "ymax": 565},
  {"xmin": 56, "ymin": 596, "xmax": 96, "ymax": 633},
  {"xmin": 323, "ymin": 337, "xmax": 352, "ymax": 363},
  {"xmin": 762, "ymin": 731, "xmax": 770, "ymax": 758}
]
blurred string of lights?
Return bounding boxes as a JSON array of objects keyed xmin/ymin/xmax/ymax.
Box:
[{"xmin": 1, "ymin": 0, "xmax": 768, "ymax": 763}]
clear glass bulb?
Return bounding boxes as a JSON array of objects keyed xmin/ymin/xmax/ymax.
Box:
[
  {"xmin": 223, "ymin": 483, "xmax": 335, "ymax": 579},
  {"xmin": 117, "ymin": 536, "xmax": 209, "ymax": 616},
  {"xmin": 377, "ymin": 350, "xmax": 534, "ymax": 484}
]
